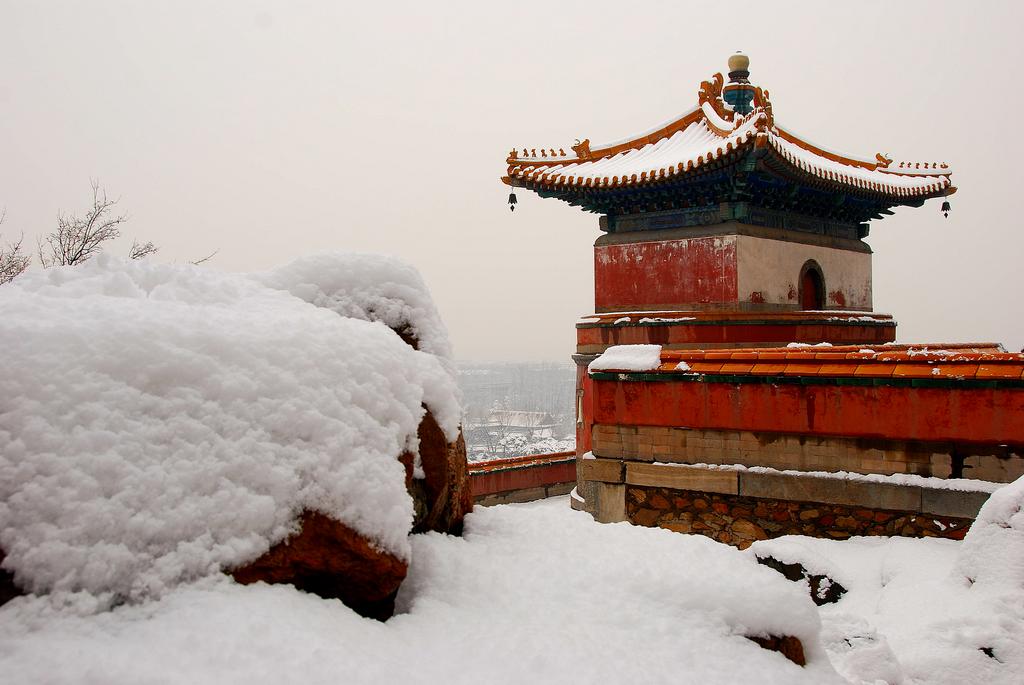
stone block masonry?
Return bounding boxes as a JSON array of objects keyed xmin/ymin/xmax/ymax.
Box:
[
  {"xmin": 591, "ymin": 424, "xmax": 1024, "ymax": 481},
  {"xmin": 626, "ymin": 486, "xmax": 972, "ymax": 549},
  {"xmin": 577, "ymin": 456, "xmax": 1004, "ymax": 542}
]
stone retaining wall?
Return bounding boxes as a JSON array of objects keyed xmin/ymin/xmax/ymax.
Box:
[
  {"xmin": 626, "ymin": 486, "xmax": 972, "ymax": 548},
  {"xmin": 576, "ymin": 458, "xmax": 994, "ymax": 544},
  {"xmin": 592, "ymin": 424, "xmax": 1024, "ymax": 482}
]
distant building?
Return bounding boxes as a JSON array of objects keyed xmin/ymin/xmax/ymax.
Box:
[
  {"xmin": 504, "ymin": 54, "xmax": 1023, "ymax": 546},
  {"xmin": 485, "ymin": 410, "xmax": 559, "ymax": 438}
]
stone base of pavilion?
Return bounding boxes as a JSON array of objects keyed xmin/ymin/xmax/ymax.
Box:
[{"xmin": 574, "ymin": 343, "xmax": 1024, "ymax": 547}]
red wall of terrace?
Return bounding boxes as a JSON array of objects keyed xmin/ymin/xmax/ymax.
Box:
[
  {"xmin": 594, "ymin": 237, "xmax": 737, "ymax": 312},
  {"xmin": 468, "ymin": 454, "xmax": 576, "ymax": 498},
  {"xmin": 592, "ymin": 379, "xmax": 1024, "ymax": 446},
  {"xmin": 576, "ymin": 363, "xmax": 594, "ymax": 455},
  {"xmin": 576, "ymin": 321, "xmax": 895, "ymax": 348}
]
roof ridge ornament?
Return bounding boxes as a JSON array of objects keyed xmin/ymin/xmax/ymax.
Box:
[
  {"xmin": 723, "ymin": 52, "xmax": 755, "ymax": 115},
  {"xmin": 572, "ymin": 138, "xmax": 592, "ymax": 160},
  {"xmin": 727, "ymin": 52, "xmax": 750, "ymax": 84},
  {"xmin": 698, "ymin": 72, "xmax": 735, "ymax": 128},
  {"xmin": 697, "ymin": 72, "xmax": 726, "ymax": 109},
  {"xmin": 753, "ymin": 86, "xmax": 775, "ymax": 130}
]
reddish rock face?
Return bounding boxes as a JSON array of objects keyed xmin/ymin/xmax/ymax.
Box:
[
  {"xmin": 410, "ymin": 411, "xmax": 472, "ymax": 535},
  {"xmin": 231, "ymin": 511, "xmax": 408, "ymax": 621},
  {"xmin": 232, "ymin": 409, "xmax": 472, "ymax": 621},
  {"xmin": 391, "ymin": 327, "xmax": 473, "ymax": 535},
  {"xmin": 747, "ymin": 634, "xmax": 807, "ymax": 666}
]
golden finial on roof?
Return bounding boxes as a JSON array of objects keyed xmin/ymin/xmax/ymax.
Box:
[
  {"xmin": 727, "ymin": 52, "xmax": 750, "ymax": 84},
  {"xmin": 728, "ymin": 52, "xmax": 749, "ymax": 73}
]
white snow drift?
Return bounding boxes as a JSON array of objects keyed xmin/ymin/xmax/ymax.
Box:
[
  {"xmin": 749, "ymin": 476, "xmax": 1024, "ymax": 685},
  {"xmin": 954, "ymin": 471, "xmax": 1024, "ymax": 590},
  {"xmin": 0, "ymin": 254, "xmax": 459, "ymax": 604},
  {"xmin": 254, "ymin": 252, "xmax": 455, "ymax": 362},
  {"xmin": 0, "ymin": 499, "xmax": 843, "ymax": 684}
]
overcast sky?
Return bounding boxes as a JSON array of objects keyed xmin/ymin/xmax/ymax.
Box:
[{"xmin": 2, "ymin": 1, "xmax": 1021, "ymax": 361}]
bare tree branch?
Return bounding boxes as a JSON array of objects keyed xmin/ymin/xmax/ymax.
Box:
[
  {"xmin": 191, "ymin": 249, "xmax": 219, "ymax": 265},
  {"xmin": 129, "ymin": 239, "xmax": 159, "ymax": 260},
  {"xmin": 0, "ymin": 210, "xmax": 31, "ymax": 285},
  {"xmin": 39, "ymin": 180, "xmax": 129, "ymax": 268}
]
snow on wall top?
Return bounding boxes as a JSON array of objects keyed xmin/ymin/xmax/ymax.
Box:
[
  {"xmin": 0, "ymin": 254, "xmax": 460, "ymax": 604},
  {"xmin": 589, "ymin": 344, "xmax": 663, "ymax": 372}
]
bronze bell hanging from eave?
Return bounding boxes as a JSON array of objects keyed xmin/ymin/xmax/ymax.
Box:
[
  {"xmin": 941, "ymin": 200, "xmax": 951, "ymax": 218},
  {"xmin": 508, "ymin": 191, "xmax": 518, "ymax": 212}
]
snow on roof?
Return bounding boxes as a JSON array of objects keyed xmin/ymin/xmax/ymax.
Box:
[
  {"xmin": 768, "ymin": 133, "xmax": 949, "ymax": 196},
  {"xmin": 0, "ymin": 254, "xmax": 460, "ymax": 604},
  {"xmin": 508, "ymin": 116, "xmax": 762, "ymax": 190},
  {"xmin": 623, "ymin": 344, "xmax": 1024, "ymax": 380},
  {"xmin": 505, "ymin": 70, "xmax": 954, "ymax": 200}
]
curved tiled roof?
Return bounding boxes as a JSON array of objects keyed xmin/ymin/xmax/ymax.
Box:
[
  {"xmin": 637, "ymin": 344, "xmax": 1022, "ymax": 381},
  {"xmin": 505, "ymin": 72, "xmax": 955, "ymax": 202},
  {"xmin": 508, "ymin": 115, "xmax": 761, "ymax": 190}
]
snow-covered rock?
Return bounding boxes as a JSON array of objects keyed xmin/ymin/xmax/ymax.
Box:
[
  {"xmin": 0, "ymin": 254, "xmax": 461, "ymax": 606},
  {"xmin": 254, "ymin": 252, "xmax": 455, "ymax": 363}
]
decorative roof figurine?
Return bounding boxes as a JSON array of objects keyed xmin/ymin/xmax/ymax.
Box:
[{"xmin": 503, "ymin": 53, "xmax": 955, "ymax": 229}]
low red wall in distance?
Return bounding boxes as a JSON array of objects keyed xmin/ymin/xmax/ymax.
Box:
[{"xmin": 469, "ymin": 452, "xmax": 576, "ymax": 498}]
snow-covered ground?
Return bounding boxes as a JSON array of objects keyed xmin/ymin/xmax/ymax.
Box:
[
  {"xmin": 0, "ymin": 497, "xmax": 839, "ymax": 684},
  {"xmin": 750, "ymin": 534, "xmax": 1023, "ymax": 684},
  {"xmin": 2, "ymin": 496, "xmax": 1020, "ymax": 684}
]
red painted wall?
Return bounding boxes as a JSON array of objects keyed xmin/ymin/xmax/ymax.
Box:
[
  {"xmin": 577, "ymin": 321, "xmax": 895, "ymax": 348},
  {"xmin": 595, "ymin": 236, "xmax": 738, "ymax": 312},
  {"xmin": 469, "ymin": 457, "xmax": 576, "ymax": 497},
  {"xmin": 576, "ymin": 363, "xmax": 594, "ymax": 455},
  {"xmin": 592, "ymin": 379, "xmax": 1024, "ymax": 446}
]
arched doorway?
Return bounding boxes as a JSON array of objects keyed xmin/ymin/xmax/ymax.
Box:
[{"xmin": 799, "ymin": 261, "xmax": 825, "ymax": 310}]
